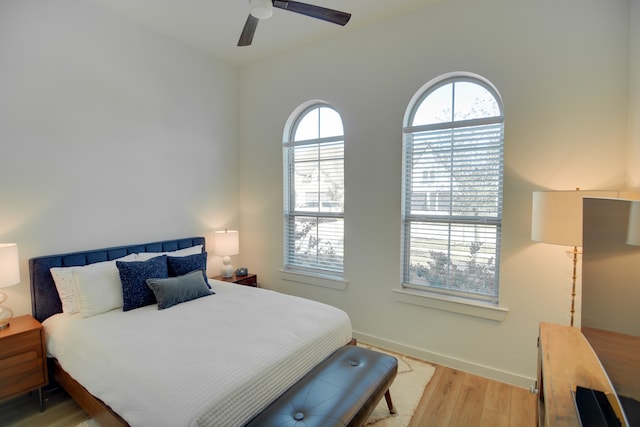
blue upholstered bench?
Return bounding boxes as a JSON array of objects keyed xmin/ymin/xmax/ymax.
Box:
[{"xmin": 245, "ymin": 345, "xmax": 398, "ymax": 427}]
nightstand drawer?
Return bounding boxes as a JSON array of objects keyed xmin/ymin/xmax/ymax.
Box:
[
  {"xmin": 0, "ymin": 351, "xmax": 45, "ymax": 389},
  {"xmin": 213, "ymin": 273, "xmax": 258, "ymax": 287},
  {"xmin": 235, "ymin": 275, "xmax": 257, "ymax": 286},
  {"xmin": 0, "ymin": 349, "xmax": 40, "ymax": 371},
  {"xmin": 0, "ymin": 329, "xmax": 41, "ymax": 359}
]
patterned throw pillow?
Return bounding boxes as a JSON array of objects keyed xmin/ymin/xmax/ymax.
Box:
[
  {"xmin": 117, "ymin": 255, "xmax": 168, "ymax": 311},
  {"xmin": 167, "ymin": 252, "xmax": 210, "ymax": 288}
]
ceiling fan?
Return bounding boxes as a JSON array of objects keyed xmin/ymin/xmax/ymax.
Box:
[{"xmin": 238, "ymin": 0, "xmax": 351, "ymax": 47}]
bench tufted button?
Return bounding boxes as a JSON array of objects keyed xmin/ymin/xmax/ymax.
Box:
[
  {"xmin": 349, "ymin": 360, "xmax": 360, "ymax": 366},
  {"xmin": 294, "ymin": 412, "xmax": 305, "ymax": 421}
]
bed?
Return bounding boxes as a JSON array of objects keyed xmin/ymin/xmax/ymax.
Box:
[{"xmin": 29, "ymin": 237, "xmax": 352, "ymax": 426}]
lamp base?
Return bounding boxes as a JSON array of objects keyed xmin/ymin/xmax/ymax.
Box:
[
  {"xmin": 0, "ymin": 304, "xmax": 12, "ymax": 330},
  {"xmin": 221, "ymin": 256, "xmax": 234, "ymax": 278},
  {"xmin": 566, "ymin": 246, "xmax": 581, "ymax": 327},
  {"xmin": 221, "ymin": 265, "xmax": 234, "ymax": 278}
]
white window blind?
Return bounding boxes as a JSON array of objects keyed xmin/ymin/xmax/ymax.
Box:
[
  {"xmin": 402, "ymin": 76, "xmax": 504, "ymax": 303},
  {"xmin": 284, "ymin": 105, "xmax": 344, "ymax": 275}
]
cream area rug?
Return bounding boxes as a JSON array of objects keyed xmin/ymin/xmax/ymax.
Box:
[
  {"xmin": 75, "ymin": 420, "xmax": 100, "ymax": 427},
  {"xmin": 360, "ymin": 343, "xmax": 436, "ymax": 427},
  {"xmin": 76, "ymin": 344, "xmax": 434, "ymax": 427}
]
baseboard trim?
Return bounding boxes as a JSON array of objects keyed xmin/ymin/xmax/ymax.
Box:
[{"xmin": 352, "ymin": 330, "xmax": 536, "ymax": 390}]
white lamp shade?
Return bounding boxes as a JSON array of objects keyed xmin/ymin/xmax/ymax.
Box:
[
  {"xmin": 212, "ymin": 230, "xmax": 239, "ymax": 256},
  {"xmin": 0, "ymin": 243, "xmax": 20, "ymax": 288},
  {"xmin": 531, "ymin": 190, "xmax": 620, "ymax": 247},
  {"xmin": 250, "ymin": 0, "xmax": 273, "ymax": 19},
  {"xmin": 626, "ymin": 201, "xmax": 640, "ymax": 246}
]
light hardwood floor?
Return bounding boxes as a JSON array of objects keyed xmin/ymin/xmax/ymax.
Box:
[
  {"xmin": 1, "ymin": 364, "xmax": 537, "ymax": 427},
  {"xmin": 410, "ymin": 364, "xmax": 537, "ymax": 427},
  {"xmin": 0, "ymin": 386, "xmax": 90, "ymax": 427}
]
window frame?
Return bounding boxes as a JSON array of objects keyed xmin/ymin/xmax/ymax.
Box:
[
  {"xmin": 283, "ymin": 102, "xmax": 345, "ymax": 279},
  {"xmin": 401, "ymin": 73, "xmax": 505, "ymax": 305}
]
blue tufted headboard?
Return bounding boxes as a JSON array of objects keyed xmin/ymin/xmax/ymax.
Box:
[{"xmin": 29, "ymin": 237, "xmax": 205, "ymax": 323}]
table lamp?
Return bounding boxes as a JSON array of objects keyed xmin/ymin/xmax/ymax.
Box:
[
  {"xmin": 213, "ymin": 230, "xmax": 239, "ymax": 278},
  {"xmin": 0, "ymin": 243, "xmax": 20, "ymax": 330}
]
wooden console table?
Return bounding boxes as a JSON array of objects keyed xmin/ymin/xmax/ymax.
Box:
[{"xmin": 537, "ymin": 322, "xmax": 625, "ymax": 426}]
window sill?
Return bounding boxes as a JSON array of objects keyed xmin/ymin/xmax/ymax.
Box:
[
  {"xmin": 392, "ymin": 287, "xmax": 508, "ymax": 322},
  {"xmin": 279, "ymin": 269, "xmax": 349, "ymax": 291}
]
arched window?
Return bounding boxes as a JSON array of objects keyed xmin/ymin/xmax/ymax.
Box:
[
  {"xmin": 402, "ymin": 73, "xmax": 504, "ymax": 303},
  {"xmin": 283, "ymin": 103, "xmax": 344, "ymax": 275}
]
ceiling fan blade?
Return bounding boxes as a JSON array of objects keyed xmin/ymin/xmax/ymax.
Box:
[
  {"xmin": 273, "ymin": 1, "xmax": 351, "ymax": 26},
  {"xmin": 238, "ymin": 14, "xmax": 260, "ymax": 46}
]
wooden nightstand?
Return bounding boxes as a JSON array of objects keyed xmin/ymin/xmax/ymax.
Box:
[
  {"xmin": 213, "ymin": 273, "xmax": 257, "ymax": 287},
  {"xmin": 0, "ymin": 315, "xmax": 48, "ymax": 411}
]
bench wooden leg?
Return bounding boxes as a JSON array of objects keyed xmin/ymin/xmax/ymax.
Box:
[{"xmin": 384, "ymin": 389, "xmax": 397, "ymax": 414}]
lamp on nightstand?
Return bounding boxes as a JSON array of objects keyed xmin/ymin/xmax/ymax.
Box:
[
  {"xmin": 213, "ymin": 230, "xmax": 239, "ymax": 279},
  {"xmin": 0, "ymin": 243, "xmax": 20, "ymax": 330}
]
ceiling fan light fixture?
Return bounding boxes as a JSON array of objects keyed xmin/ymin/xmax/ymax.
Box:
[{"xmin": 250, "ymin": 0, "xmax": 273, "ymax": 19}]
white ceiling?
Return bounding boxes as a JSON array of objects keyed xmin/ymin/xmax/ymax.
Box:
[{"xmin": 85, "ymin": 0, "xmax": 439, "ymax": 67}]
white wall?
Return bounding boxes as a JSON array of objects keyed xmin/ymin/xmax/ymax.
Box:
[
  {"xmin": 0, "ymin": 0, "xmax": 239, "ymax": 316},
  {"xmin": 629, "ymin": 0, "xmax": 640, "ymax": 187},
  {"xmin": 238, "ymin": 0, "xmax": 631, "ymax": 386}
]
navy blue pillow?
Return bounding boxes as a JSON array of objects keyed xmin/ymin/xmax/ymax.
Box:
[
  {"xmin": 117, "ymin": 255, "xmax": 168, "ymax": 311},
  {"xmin": 167, "ymin": 252, "xmax": 210, "ymax": 288},
  {"xmin": 146, "ymin": 270, "xmax": 212, "ymax": 310}
]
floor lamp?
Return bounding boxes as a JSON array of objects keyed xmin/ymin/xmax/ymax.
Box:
[{"xmin": 531, "ymin": 190, "xmax": 618, "ymax": 326}]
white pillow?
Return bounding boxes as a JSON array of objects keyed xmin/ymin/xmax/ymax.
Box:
[
  {"xmin": 73, "ymin": 263, "xmax": 124, "ymax": 318},
  {"xmin": 50, "ymin": 268, "xmax": 77, "ymax": 314},
  {"xmin": 50, "ymin": 253, "xmax": 137, "ymax": 315},
  {"xmin": 134, "ymin": 245, "xmax": 203, "ymax": 261}
]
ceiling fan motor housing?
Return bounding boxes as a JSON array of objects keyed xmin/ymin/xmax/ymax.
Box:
[{"xmin": 250, "ymin": 0, "xmax": 273, "ymax": 19}]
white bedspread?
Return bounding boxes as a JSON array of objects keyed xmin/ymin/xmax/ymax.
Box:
[{"xmin": 44, "ymin": 281, "xmax": 352, "ymax": 427}]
